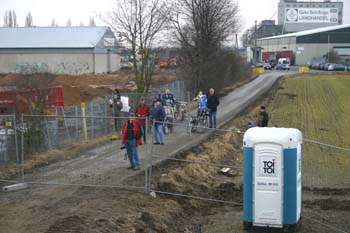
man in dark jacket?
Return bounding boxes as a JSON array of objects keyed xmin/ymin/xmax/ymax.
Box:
[
  {"xmin": 151, "ymin": 101, "xmax": 165, "ymax": 145},
  {"xmin": 257, "ymin": 106, "xmax": 269, "ymax": 127},
  {"xmin": 207, "ymin": 88, "xmax": 220, "ymax": 128}
]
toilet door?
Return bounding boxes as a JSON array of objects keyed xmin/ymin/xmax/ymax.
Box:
[{"xmin": 253, "ymin": 143, "xmax": 283, "ymax": 228}]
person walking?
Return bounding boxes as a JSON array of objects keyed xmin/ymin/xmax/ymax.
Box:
[
  {"xmin": 135, "ymin": 98, "xmax": 150, "ymax": 143},
  {"xmin": 257, "ymin": 106, "xmax": 269, "ymax": 127},
  {"xmin": 121, "ymin": 112, "xmax": 142, "ymax": 170},
  {"xmin": 151, "ymin": 101, "xmax": 165, "ymax": 145},
  {"xmin": 207, "ymin": 88, "xmax": 220, "ymax": 128}
]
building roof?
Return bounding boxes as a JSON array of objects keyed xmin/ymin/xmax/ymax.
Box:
[
  {"xmin": 258, "ymin": 24, "xmax": 350, "ymax": 41},
  {"xmin": 0, "ymin": 27, "xmax": 111, "ymax": 49}
]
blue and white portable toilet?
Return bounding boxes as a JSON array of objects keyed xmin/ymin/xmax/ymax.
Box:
[{"xmin": 243, "ymin": 128, "xmax": 302, "ymax": 230}]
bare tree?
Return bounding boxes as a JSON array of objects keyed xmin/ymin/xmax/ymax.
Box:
[
  {"xmin": 79, "ymin": 21, "xmax": 85, "ymax": 26},
  {"xmin": 66, "ymin": 18, "xmax": 72, "ymax": 27},
  {"xmin": 88, "ymin": 16, "xmax": 96, "ymax": 26},
  {"xmin": 3, "ymin": 10, "xmax": 18, "ymax": 27},
  {"xmin": 102, "ymin": 0, "xmax": 169, "ymax": 93},
  {"xmin": 169, "ymin": 0, "xmax": 241, "ymax": 92},
  {"xmin": 51, "ymin": 18, "xmax": 58, "ymax": 27},
  {"xmin": 25, "ymin": 12, "xmax": 34, "ymax": 27}
]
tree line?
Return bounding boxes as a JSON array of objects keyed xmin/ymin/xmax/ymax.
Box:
[
  {"xmin": 103, "ymin": 0, "xmax": 251, "ymax": 94},
  {"xmin": 3, "ymin": 10, "xmax": 97, "ymax": 27}
]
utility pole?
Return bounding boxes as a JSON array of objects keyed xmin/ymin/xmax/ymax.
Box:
[
  {"xmin": 235, "ymin": 33, "xmax": 239, "ymax": 50},
  {"xmin": 254, "ymin": 20, "xmax": 258, "ymax": 64}
]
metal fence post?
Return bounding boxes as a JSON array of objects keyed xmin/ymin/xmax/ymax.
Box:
[
  {"xmin": 75, "ymin": 106, "xmax": 79, "ymax": 140},
  {"xmin": 91, "ymin": 102, "xmax": 94, "ymax": 139},
  {"xmin": 20, "ymin": 114, "xmax": 25, "ymax": 183},
  {"xmin": 13, "ymin": 114, "xmax": 21, "ymax": 182}
]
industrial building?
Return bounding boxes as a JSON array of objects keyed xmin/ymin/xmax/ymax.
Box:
[
  {"xmin": 0, "ymin": 27, "xmax": 120, "ymax": 75},
  {"xmin": 256, "ymin": 24, "xmax": 350, "ymax": 65},
  {"xmin": 278, "ymin": 0, "xmax": 344, "ymax": 33}
]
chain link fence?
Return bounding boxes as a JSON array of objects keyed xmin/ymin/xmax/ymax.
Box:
[
  {"xmin": 19, "ymin": 115, "xmax": 149, "ymax": 189},
  {"xmin": 302, "ymin": 139, "xmax": 350, "ymax": 189}
]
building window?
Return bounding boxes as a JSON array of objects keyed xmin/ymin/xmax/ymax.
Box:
[
  {"xmin": 332, "ymin": 5, "xmax": 335, "ymax": 7},
  {"xmin": 326, "ymin": 5, "xmax": 329, "ymax": 7},
  {"xmin": 293, "ymin": 4, "xmax": 296, "ymax": 7},
  {"xmin": 286, "ymin": 4, "xmax": 290, "ymax": 7}
]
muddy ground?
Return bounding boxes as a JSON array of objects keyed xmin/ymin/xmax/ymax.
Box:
[{"xmin": 0, "ymin": 71, "xmax": 177, "ymax": 106}]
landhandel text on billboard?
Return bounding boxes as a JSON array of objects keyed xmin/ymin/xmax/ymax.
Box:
[{"xmin": 285, "ymin": 8, "xmax": 338, "ymax": 23}]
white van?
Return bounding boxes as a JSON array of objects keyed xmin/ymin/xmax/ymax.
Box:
[{"xmin": 276, "ymin": 58, "xmax": 291, "ymax": 70}]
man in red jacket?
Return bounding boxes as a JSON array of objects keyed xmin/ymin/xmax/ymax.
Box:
[
  {"xmin": 135, "ymin": 98, "xmax": 150, "ymax": 143},
  {"xmin": 121, "ymin": 112, "xmax": 142, "ymax": 170}
]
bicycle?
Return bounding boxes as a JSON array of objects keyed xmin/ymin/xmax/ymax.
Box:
[{"xmin": 187, "ymin": 109, "xmax": 209, "ymax": 135}]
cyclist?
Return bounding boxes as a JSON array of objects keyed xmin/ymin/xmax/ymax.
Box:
[
  {"xmin": 193, "ymin": 91, "xmax": 205, "ymax": 106},
  {"xmin": 194, "ymin": 91, "xmax": 205, "ymax": 117},
  {"xmin": 198, "ymin": 94, "xmax": 208, "ymax": 120}
]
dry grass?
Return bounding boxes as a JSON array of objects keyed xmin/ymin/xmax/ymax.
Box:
[{"xmin": 267, "ymin": 73, "xmax": 350, "ymax": 188}]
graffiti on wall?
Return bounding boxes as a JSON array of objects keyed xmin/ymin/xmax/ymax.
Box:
[
  {"xmin": 14, "ymin": 62, "xmax": 91, "ymax": 75},
  {"xmin": 56, "ymin": 62, "xmax": 90, "ymax": 75},
  {"xmin": 15, "ymin": 63, "xmax": 49, "ymax": 74}
]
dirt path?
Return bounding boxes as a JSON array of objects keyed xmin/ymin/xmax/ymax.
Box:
[{"xmin": 0, "ymin": 70, "xmax": 292, "ymax": 233}]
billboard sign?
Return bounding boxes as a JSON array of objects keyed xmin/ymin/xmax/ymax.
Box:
[{"xmin": 285, "ymin": 8, "xmax": 338, "ymax": 23}]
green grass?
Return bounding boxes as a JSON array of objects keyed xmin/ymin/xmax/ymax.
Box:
[{"xmin": 267, "ymin": 73, "xmax": 350, "ymax": 188}]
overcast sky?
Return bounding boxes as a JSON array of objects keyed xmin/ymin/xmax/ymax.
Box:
[{"xmin": 0, "ymin": 0, "xmax": 349, "ymax": 35}]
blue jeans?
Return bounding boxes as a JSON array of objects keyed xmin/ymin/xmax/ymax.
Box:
[
  {"xmin": 153, "ymin": 123, "xmax": 164, "ymax": 144},
  {"xmin": 126, "ymin": 139, "xmax": 140, "ymax": 168},
  {"xmin": 209, "ymin": 111, "xmax": 217, "ymax": 128}
]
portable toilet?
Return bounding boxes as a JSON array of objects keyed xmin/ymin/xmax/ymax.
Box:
[{"xmin": 243, "ymin": 128, "xmax": 302, "ymax": 230}]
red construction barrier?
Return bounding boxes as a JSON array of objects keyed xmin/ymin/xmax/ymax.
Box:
[{"xmin": 0, "ymin": 86, "xmax": 64, "ymax": 110}]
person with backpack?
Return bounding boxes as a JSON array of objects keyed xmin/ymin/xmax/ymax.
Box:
[
  {"xmin": 257, "ymin": 106, "xmax": 269, "ymax": 127},
  {"xmin": 207, "ymin": 88, "xmax": 220, "ymax": 128},
  {"xmin": 121, "ymin": 112, "xmax": 143, "ymax": 170}
]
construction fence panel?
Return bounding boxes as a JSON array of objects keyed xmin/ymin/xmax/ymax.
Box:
[
  {"xmin": 302, "ymin": 139, "xmax": 350, "ymax": 189},
  {"xmin": 20, "ymin": 115, "xmax": 147, "ymax": 190},
  {"xmin": 0, "ymin": 114, "xmax": 20, "ymax": 182}
]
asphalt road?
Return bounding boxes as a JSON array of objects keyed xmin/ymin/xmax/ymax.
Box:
[{"xmin": 22, "ymin": 70, "xmax": 293, "ymax": 187}]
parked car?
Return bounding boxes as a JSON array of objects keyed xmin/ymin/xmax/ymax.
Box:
[
  {"xmin": 328, "ymin": 64, "xmax": 347, "ymax": 71},
  {"xmin": 263, "ymin": 63, "xmax": 272, "ymax": 70},
  {"xmin": 322, "ymin": 63, "xmax": 332, "ymax": 70}
]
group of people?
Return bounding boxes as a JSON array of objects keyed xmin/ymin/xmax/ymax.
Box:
[
  {"xmin": 111, "ymin": 87, "xmax": 269, "ymax": 171},
  {"xmin": 193, "ymin": 88, "xmax": 220, "ymax": 128},
  {"xmin": 109, "ymin": 89, "xmax": 176, "ymax": 170}
]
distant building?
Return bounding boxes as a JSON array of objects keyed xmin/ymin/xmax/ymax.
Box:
[
  {"xmin": 256, "ymin": 24, "xmax": 350, "ymax": 65},
  {"xmin": 278, "ymin": 0, "xmax": 343, "ymax": 33},
  {"xmin": 256, "ymin": 20, "xmax": 284, "ymax": 39},
  {"xmin": 0, "ymin": 27, "xmax": 120, "ymax": 75}
]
